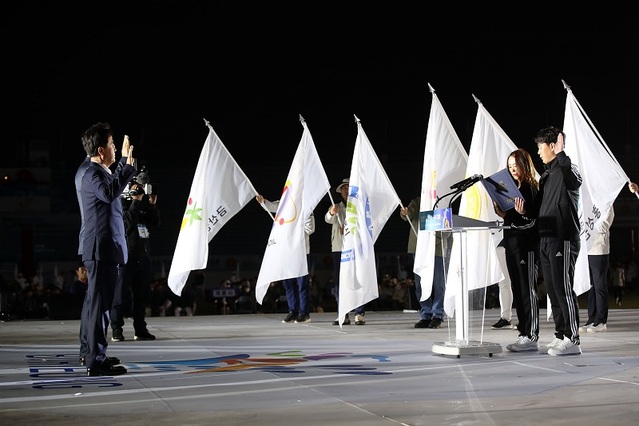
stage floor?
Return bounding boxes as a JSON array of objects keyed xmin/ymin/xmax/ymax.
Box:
[{"xmin": 2, "ymin": 309, "xmax": 638, "ymax": 425}]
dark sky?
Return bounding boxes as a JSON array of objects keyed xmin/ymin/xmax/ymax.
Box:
[
  {"xmin": 3, "ymin": 3, "xmax": 638, "ymax": 260},
  {"xmin": 5, "ymin": 4, "xmax": 638, "ymax": 163}
]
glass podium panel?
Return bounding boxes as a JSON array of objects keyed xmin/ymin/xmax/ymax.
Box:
[{"xmin": 421, "ymin": 211, "xmax": 506, "ymax": 357}]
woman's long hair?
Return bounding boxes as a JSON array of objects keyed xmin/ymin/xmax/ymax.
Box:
[{"xmin": 509, "ymin": 148, "xmax": 538, "ymax": 189}]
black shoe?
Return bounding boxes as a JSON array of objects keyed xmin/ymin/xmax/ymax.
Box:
[
  {"xmin": 134, "ymin": 330, "xmax": 156, "ymax": 341},
  {"xmin": 87, "ymin": 363, "xmax": 128, "ymax": 377},
  {"xmin": 294, "ymin": 314, "xmax": 311, "ymax": 323},
  {"xmin": 111, "ymin": 329, "xmax": 125, "ymax": 342},
  {"xmin": 80, "ymin": 356, "xmax": 120, "ymax": 366},
  {"xmin": 332, "ymin": 314, "xmax": 350, "ymax": 325},
  {"xmin": 414, "ymin": 319, "xmax": 431, "ymax": 328},
  {"xmin": 491, "ymin": 318, "xmax": 512, "ymax": 329},
  {"xmin": 282, "ymin": 312, "xmax": 297, "ymax": 323},
  {"xmin": 427, "ymin": 317, "xmax": 443, "ymax": 329}
]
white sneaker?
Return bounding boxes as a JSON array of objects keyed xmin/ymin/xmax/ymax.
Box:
[
  {"xmin": 578, "ymin": 323, "xmax": 593, "ymax": 333},
  {"xmin": 587, "ymin": 323, "xmax": 607, "ymax": 333},
  {"xmin": 548, "ymin": 337, "xmax": 582, "ymax": 356},
  {"xmin": 354, "ymin": 314, "xmax": 365, "ymax": 325},
  {"xmin": 539, "ymin": 337, "xmax": 563, "ymax": 354},
  {"xmin": 506, "ymin": 335, "xmax": 539, "ymax": 352}
]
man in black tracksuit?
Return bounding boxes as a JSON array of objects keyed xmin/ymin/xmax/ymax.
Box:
[{"xmin": 515, "ymin": 126, "xmax": 583, "ymax": 356}]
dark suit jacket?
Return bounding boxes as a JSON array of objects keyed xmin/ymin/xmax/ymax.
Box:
[
  {"xmin": 81, "ymin": 158, "xmax": 137, "ymax": 265},
  {"xmin": 75, "ymin": 156, "xmax": 91, "ymax": 255}
]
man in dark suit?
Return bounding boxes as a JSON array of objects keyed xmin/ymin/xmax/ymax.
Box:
[
  {"xmin": 75, "ymin": 156, "xmax": 91, "ymax": 364},
  {"xmin": 76, "ymin": 154, "xmax": 125, "ymax": 367},
  {"xmin": 80, "ymin": 122, "xmax": 137, "ymax": 376}
]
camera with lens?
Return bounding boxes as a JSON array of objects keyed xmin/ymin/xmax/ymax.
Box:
[{"xmin": 121, "ymin": 166, "xmax": 155, "ymax": 200}]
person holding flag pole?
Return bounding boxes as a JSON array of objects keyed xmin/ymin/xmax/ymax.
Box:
[
  {"xmin": 253, "ymin": 116, "xmax": 331, "ymax": 315},
  {"xmin": 325, "ymin": 178, "xmax": 366, "ymax": 325},
  {"xmin": 255, "ymin": 194, "xmax": 315, "ymax": 323},
  {"xmin": 334, "ymin": 115, "xmax": 403, "ymax": 327}
]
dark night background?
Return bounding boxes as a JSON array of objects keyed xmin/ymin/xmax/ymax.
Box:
[{"xmin": 2, "ymin": 2, "xmax": 638, "ymax": 281}]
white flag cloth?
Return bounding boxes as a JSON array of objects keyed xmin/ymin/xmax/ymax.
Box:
[
  {"xmin": 168, "ymin": 124, "xmax": 256, "ymax": 296},
  {"xmin": 563, "ymin": 85, "xmax": 630, "ymax": 297},
  {"xmin": 254, "ymin": 120, "xmax": 330, "ymax": 304},
  {"xmin": 414, "ymin": 89, "xmax": 468, "ymax": 301},
  {"xmin": 444, "ymin": 100, "xmax": 517, "ymax": 318},
  {"xmin": 337, "ymin": 119, "xmax": 401, "ymax": 326}
]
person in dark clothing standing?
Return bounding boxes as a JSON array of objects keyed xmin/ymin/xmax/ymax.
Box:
[
  {"xmin": 76, "ymin": 150, "xmax": 124, "ymax": 368},
  {"xmin": 80, "ymin": 122, "xmax": 136, "ymax": 376},
  {"xmin": 110, "ymin": 173, "xmax": 160, "ymax": 341},
  {"xmin": 493, "ymin": 149, "xmax": 541, "ymax": 352},
  {"xmin": 515, "ymin": 126, "xmax": 583, "ymax": 356},
  {"xmin": 74, "ymin": 156, "xmax": 91, "ymax": 364}
]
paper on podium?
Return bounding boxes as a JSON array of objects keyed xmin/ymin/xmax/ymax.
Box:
[
  {"xmin": 419, "ymin": 208, "xmax": 500, "ymax": 231},
  {"xmin": 481, "ymin": 168, "xmax": 523, "ymax": 212},
  {"xmin": 419, "ymin": 208, "xmax": 453, "ymax": 231}
]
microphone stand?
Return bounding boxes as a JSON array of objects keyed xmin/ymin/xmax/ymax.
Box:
[{"xmin": 433, "ymin": 188, "xmax": 465, "ymax": 210}]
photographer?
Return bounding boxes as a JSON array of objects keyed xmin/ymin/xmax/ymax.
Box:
[{"xmin": 110, "ymin": 169, "xmax": 160, "ymax": 341}]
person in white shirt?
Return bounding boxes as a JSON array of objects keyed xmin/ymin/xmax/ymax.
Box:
[{"xmin": 581, "ymin": 208, "xmax": 614, "ymax": 333}]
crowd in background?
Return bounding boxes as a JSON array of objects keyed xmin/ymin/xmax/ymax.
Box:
[{"xmin": 1, "ymin": 254, "xmax": 637, "ymax": 321}]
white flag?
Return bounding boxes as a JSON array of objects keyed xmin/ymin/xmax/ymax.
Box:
[
  {"xmin": 562, "ymin": 83, "xmax": 630, "ymax": 296},
  {"xmin": 337, "ymin": 118, "xmax": 401, "ymax": 326},
  {"xmin": 168, "ymin": 123, "xmax": 256, "ymax": 296},
  {"xmin": 255, "ymin": 120, "xmax": 330, "ymax": 304},
  {"xmin": 414, "ymin": 87, "xmax": 468, "ymax": 301},
  {"xmin": 444, "ymin": 99, "xmax": 517, "ymax": 318}
]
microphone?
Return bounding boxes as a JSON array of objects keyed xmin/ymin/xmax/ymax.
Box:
[{"xmin": 450, "ymin": 174, "xmax": 484, "ymax": 190}]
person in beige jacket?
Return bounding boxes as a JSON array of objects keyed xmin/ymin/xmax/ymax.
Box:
[{"xmin": 324, "ymin": 178, "xmax": 366, "ymax": 325}]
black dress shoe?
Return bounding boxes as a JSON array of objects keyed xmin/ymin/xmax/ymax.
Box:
[
  {"xmin": 427, "ymin": 317, "xmax": 443, "ymax": 329},
  {"xmin": 80, "ymin": 356, "xmax": 121, "ymax": 366},
  {"xmin": 134, "ymin": 330, "xmax": 156, "ymax": 341},
  {"xmin": 87, "ymin": 363, "xmax": 128, "ymax": 377},
  {"xmin": 414, "ymin": 319, "xmax": 431, "ymax": 328}
]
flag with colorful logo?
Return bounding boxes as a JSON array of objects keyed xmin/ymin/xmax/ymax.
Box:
[
  {"xmin": 414, "ymin": 85, "xmax": 468, "ymax": 301},
  {"xmin": 255, "ymin": 118, "xmax": 330, "ymax": 304},
  {"xmin": 337, "ymin": 116, "xmax": 401, "ymax": 326},
  {"xmin": 168, "ymin": 121, "xmax": 256, "ymax": 296},
  {"xmin": 444, "ymin": 97, "xmax": 517, "ymax": 318}
]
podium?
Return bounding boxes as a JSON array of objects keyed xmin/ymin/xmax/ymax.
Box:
[{"xmin": 420, "ymin": 209, "xmax": 507, "ymax": 357}]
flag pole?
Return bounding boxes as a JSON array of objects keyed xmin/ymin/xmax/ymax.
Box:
[{"xmin": 405, "ymin": 211, "xmax": 418, "ymax": 237}]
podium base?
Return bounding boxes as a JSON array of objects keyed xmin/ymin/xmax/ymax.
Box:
[{"xmin": 432, "ymin": 340, "xmax": 502, "ymax": 358}]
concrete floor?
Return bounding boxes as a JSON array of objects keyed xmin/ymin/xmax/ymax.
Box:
[{"xmin": 1, "ymin": 309, "xmax": 638, "ymax": 425}]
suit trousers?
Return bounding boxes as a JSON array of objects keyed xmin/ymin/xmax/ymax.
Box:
[{"xmin": 84, "ymin": 260, "xmax": 118, "ymax": 368}]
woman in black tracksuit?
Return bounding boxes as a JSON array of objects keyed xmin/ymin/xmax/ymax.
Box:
[{"xmin": 494, "ymin": 148, "xmax": 540, "ymax": 352}]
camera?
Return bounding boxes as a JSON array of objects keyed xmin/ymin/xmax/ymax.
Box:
[{"xmin": 121, "ymin": 167, "xmax": 156, "ymax": 200}]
